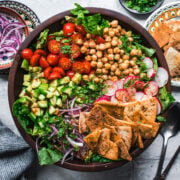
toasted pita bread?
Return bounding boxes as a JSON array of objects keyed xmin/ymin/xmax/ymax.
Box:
[
  {"xmin": 83, "ymin": 130, "xmax": 101, "ymax": 150},
  {"xmin": 137, "ymin": 133, "xmax": 144, "ymax": 149},
  {"xmin": 79, "ymin": 112, "xmax": 89, "ymax": 134},
  {"xmin": 131, "ymin": 128, "xmax": 138, "ymax": 147}
]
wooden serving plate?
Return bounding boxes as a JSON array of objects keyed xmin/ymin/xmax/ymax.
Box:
[{"xmin": 8, "ymin": 8, "xmax": 171, "ymax": 172}]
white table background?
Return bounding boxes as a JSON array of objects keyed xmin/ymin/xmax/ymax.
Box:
[{"xmin": 0, "ymin": 0, "xmax": 180, "ymax": 179}]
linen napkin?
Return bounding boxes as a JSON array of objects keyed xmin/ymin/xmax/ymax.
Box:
[{"xmin": 0, "ymin": 121, "xmax": 38, "ymax": 180}]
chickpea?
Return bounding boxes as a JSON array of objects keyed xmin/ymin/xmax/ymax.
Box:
[
  {"xmin": 102, "ymin": 68, "xmax": 109, "ymax": 74},
  {"xmin": 89, "ymin": 40, "xmax": 96, "ymax": 48},
  {"xmin": 114, "ymin": 62, "xmax": 118, "ymax": 67},
  {"xmin": 76, "ymin": 39, "xmax": 83, "ymax": 45},
  {"xmin": 111, "ymin": 76, "xmax": 118, "ymax": 81},
  {"xmin": 103, "ymin": 27, "xmax": 109, "ymax": 34},
  {"xmin": 132, "ymin": 57, "xmax": 137, "ymax": 61},
  {"xmin": 140, "ymin": 73, "xmax": 146, "ymax": 79},
  {"xmin": 122, "ymin": 54, "xmax": 129, "ymax": 60},
  {"xmin": 117, "ymin": 25, "xmax": 122, "ymax": 31},
  {"xmin": 134, "ymin": 68, "xmax": 140, "ymax": 75},
  {"xmin": 99, "ymin": 44, "xmax": 106, "ymax": 51},
  {"xmin": 97, "ymin": 61, "xmax": 103, "ymax": 68},
  {"xmin": 85, "ymin": 49, "xmax": 90, "ymax": 55},
  {"xmin": 130, "ymin": 49, "xmax": 138, "ymax": 56},
  {"xmin": 86, "ymin": 33, "xmax": 91, "ymax": 39},
  {"xmin": 118, "ymin": 58, "xmax": 123, "ymax": 64},
  {"xmin": 129, "ymin": 61, "xmax": 136, "ymax": 67},
  {"xmin": 119, "ymin": 63, "xmax": 128, "ymax": 70},
  {"xmin": 109, "ymin": 30, "xmax": 115, "ymax": 37},
  {"xmin": 94, "ymin": 77, "xmax": 100, "ymax": 83},
  {"xmin": 105, "ymin": 36, "xmax": 111, "ymax": 42},
  {"xmin": 129, "ymin": 68, "xmax": 133, "ymax": 74},
  {"xmin": 85, "ymin": 55, "xmax": 92, "ymax": 61},
  {"xmin": 112, "ymin": 36, "xmax": 119, "ymax": 41},
  {"xmin": 83, "ymin": 75, "xmax": 89, "ymax": 81},
  {"xmin": 114, "ymin": 54, "xmax": 120, "ymax": 61},
  {"xmin": 83, "ymin": 41, "xmax": 89, "ymax": 48},
  {"xmin": 102, "ymin": 75, "xmax": 108, "ymax": 80},
  {"xmin": 91, "ymin": 54, "xmax": 97, "ymax": 61},
  {"xmin": 111, "ymin": 39, "xmax": 118, "ymax": 46},
  {"xmin": 113, "ymin": 47, "xmax": 120, "ymax": 54},
  {"xmin": 114, "ymin": 29, "xmax": 120, "ymax": 36},
  {"xmin": 80, "ymin": 46, "xmax": 87, "ymax": 53},
  {"xmin": 110, "ymin": 72, "xmax": 114, "ymax": 76},
  {"xmin": 115, "ymin": 69, "xmax": 121, "ymax": 76},
  {"xmin": 105, "ymin": 42, "xmax": 111, "ymax": 49},
  {"xmin": 107, "ymin": 54, "xmax": 114, "ymax": 61},
  {"xmin": 109, "ymin": 61, "xmax": 114, "ymax": 65},
  {"xmin": 91, "ymin": 61, "xmax": 97, "ymax": 68},
  {"xmin": 89, "ymin": 74, "xmax": 95, "ymax": 80},
  {"xmin": 124, "ymin": 60, "xmax": 130, "ymax": 65},
  {"xmin": 107, "ymin": 48, "xmax": 113, "ymax": 54},
  {"xmin": 133, "ymin": 65, "xmax": 138, "ymax": 69},
  {"xmin": 118, "ymin": 39, "xmax": 122, "ymax": 46},
  {"xmin": 96, "ymin": 51, "xmax": 103, "ymax": 58},
  {"xmin": 89, "ymin": 49, "xmax": 96, "ymax": 55},
  {"xmin": 122, "ymin": 69, "xmax": 129, "ymax": 75},
  {"xmin": 110, "ymin": 20, "xmax": 118, "ymax": 27},
  {"xmin": 111, "ymin": 65, "xmax": 116, "ymax": 72},
  {"xmin": 102, "ymin": 57, "xmax": 108, "ymax": 63},
  {"xmin": 128, "ymin": 37, "xmax": 133, "ymax": 42},
  {"xmin": 121, "ymin": 28, "xmax": 126, "ymax": 35},
  {"xmin": 120, "ymin": 49, "xmax": 125, "ymax": 55},
  {"xmin": 96, "ymin": 68, "xmax": 102, "ymax": 74},
  {"xmin": 105, "ymin": 63, "xmax": 111, "ymax": 69}
]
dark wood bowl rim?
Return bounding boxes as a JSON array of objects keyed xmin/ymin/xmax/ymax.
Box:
[{"xmin": 8, "ymin": 7, "xmax": 171, "ymax": 172}]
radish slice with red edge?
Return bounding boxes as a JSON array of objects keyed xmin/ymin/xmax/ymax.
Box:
[
  {"xmin": 123, "ymin": 75, "xmax": 139, "ymax": 88},
  {"xmin": 134, "ymin": 91, "xmax": 145, "ymax": 101},
  {"xmin": 104, "ymin": 80, "xmax": 118, "ymax": 96},
  {"xmin": 111, "ymin": 95, "xmax": 119, "ymax": 103},
  {"xmin": 115, "ymin": 89, "xmax": 129, "ymax": 102},
  {"xmin": 115, "ymin": 79, "xmax": 124, "ymax": 89},
  {"xmin": 147, "ymin": 68, "xmax": 156, "ymax": 79},
  {"xmin": 95, "ymin": 95, "xmax": 111, "ymax": 102},
  {"xmin": 156, "ymin": 98, "xmax": 162, "ymax": 115},
  {"xmin": 143, "ymin": 57, "xmax": 153, "ymax": 69},
  {"xmin": 154, "ymin": 67, "xmax": 169, "ymax": 88},
  {"xmin": 144, "ymin": 81, "xmax": 159, "ymax": 96}
]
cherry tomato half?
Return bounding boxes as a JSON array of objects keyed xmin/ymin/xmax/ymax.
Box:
[
  {"xmin": 52, "ymin": 67, "xmax": 65, "ymax": 76},
  {"xmin": 72, "ymin": 61, "xmax": 84, "ymax": 74},
  {"xmin": 34, "ymin": 49, "xmax": 47, "ymax": 56},
  {"xmin": 48, "ymin": 72, "xmax": 61, "ymax": 80},
  {"xmin": 47, "ymin": 54, "xmax": 59, "ymax": 66},
  {"xmin": 95, "ymin": 35, "xmax": 105, "ymax": 44},
  {"xmin": 71, "ymin": 33, "xmax": 83, "ymax": 44},
  {"xmin": 30, "ymin": 54, "xmax": 40, "ymax": 67},
  {"xmin": 63, "ymin": 22, "xmax": 75, "ymax": 37},
  {"xmin": 39, "ymin": 56, "xmax": 49, "ymax": 69},
  {"xmin": 83, "ymin": 61, "xmax": 91, "ymax": 74},
  {"xmin": 44, "ymin": 67, "xmax": 52, "ymax": 79},
  {"xmin": 66, "ymin": 70, "xmax": 75, "ymax": 79},
  {"xmin": 58, "ymin": 57, "xmax": 71, "ymax": 71},
  {"xmin": 75, "ymin": 25, "xmax": 86, "ymax": 36},
  {"xmin": 21, "ymin": 48, "xmax": 33, "ymax": 60},
  {"xmin": 71, "ymin": 44, "xmax": 81, "ymax": 59},
  {"xmin": 48, "ymin": 40, "xmax": 60, "ymax": 54}
]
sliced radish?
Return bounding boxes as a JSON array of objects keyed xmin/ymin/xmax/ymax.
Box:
[
  {"xmin": 111, "ymin": 95, "xmax": 119, "ymax": 103},
  {"xmin": 143, "ymin": 57, "xmax": 153, "ymax": 69},
  {"xmin": 134, "ymin": 80, "xmax": 145, "ymax": 90},
  {"xmin": 144, "ymin": 81, "xmax": 159, "ymax": 96},
  {"xmin": 123, "ymin": 75, "xmax": 139, "ymax": 88},
  {"xmin": 147, "ymin": 68, "xmax": 156, "ymax": 79},
  {"xmin": 115, "ymin": 79, "xmax": 124, "ymax": 89},
  {"xmin": 134, "ymin": 91, "xmax": 145, "ymax": 101},
  {"xmin": 95, "ymin": 95, "xmax": 111, "ymax": 102},
  {"xmin": 154, "ymin": 67, "xmax": 169, "ymax": 88},
  {"xmin": 126, "ymin": 87, "xmax": 136, "ymax": 96},
  {"xmin": 115, "ymin": 89, "xmax": 129, "ymax": 102},
  {"xmin": 104, "ymin": 80, "xmax": 118, "ymax": 96},
  {"xmin": 156, "ymin": 98, "xmax": 162, "ymax": 115}
]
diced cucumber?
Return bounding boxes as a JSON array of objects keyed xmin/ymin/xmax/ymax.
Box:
[
  {"xmin": 56, "ymin": 98, "xmax": 62, "ymax": 107},
  {"xmin": 18, "ymin": 97, "xmax": 31, "ymax": 104},
  {"xmin": 19, "ymin": 89, "xmax": 26, "ymax": 97},
  {"xmin": 61, "ymin": 86, "xmax": 72, "ymax": 96},
  {"xmin": 39, "ymin": 83, "xmax": 48, "ymax": 95},
  {"xmin": 32, "ymin": 79, "xmax": 41, "ymax": 89},
  {"xmin": 38, "ymin": 100, "xmax": 48, "ymax": 108},
  {"xmin": 50, "ymin": 96, "xmax": 57, "ymax": 106},
  {"xmin": 54, "ymin": 90, "xmax": 60, "ymax": 96},
  {"xmin": 57, "ymin": 86, "xmax": 64, "ymax": 94},
  {"xmin": 50, "ymin": 79, "xmax": 58, "ymax": 87},
  {"xmin": 38, "ymin": 94, "xmax": 46, "ymax": 100},
  {"xmin": 72, "ymin": 73, "xmax": 82, "ymax": 84},
  {"xmin": 40, "ymin": 78, "xmax": 48, "ymax": 84},
  {"xmin": 49, "ymin": 106, "xmax": 56, "ymax": 115},
  {"xmin": 58, "ymin": 76, "xmax": 70, "ymax": 85},
  {"xmin": 28, "ymin": 112, "xmax": 36, "ymax": 121},
  {"xmin": 46, "ymin": 91, "xmax": 54, "ymax": 99},
  {"xmin": 32, "ymin": 67, "xmax": 42, "ymax": 73},
  {"xmin": 76, "ymin": 97, "xmax": 83, "ymax": 104},
  {"xmin": 23, "ymin": 81, "xmax": 31, "ymax": 87},
  {"xmin": 88, "ymin": 83, "xmax": 97, "ymax": 91},
  {"xmin": 54, "ymin": 108, "xmax": 59, "ymax": 115},
  {"xmin": 38, "ymin": 120, "xmax": 45, "ymax": 128},
  {"xmin": 31, "ymin": 102, "xmax": 39, "ymax": 108},
  {"xmin": 32, "ymin": 89, "xmax": 40, "ymax": 99},
  {"xmin": 48, "ymin": 86, "xmax": 56, "ymax": 93},
  {"xmin": 68, "ymin": 81, "xmax": 75, "ymax": 87},
  {"xmin": 26, "ymin": 85, "xmax": 32, "ymax": 93},
  {"xmin": 31, "ymin": 107, "xmax": 41, "ymax": 116},
  {"xmin": 62, "ymin": 94, "xmax": 68, "ymax": 102},
  {"xmin": 21, "ymin": 59, "xmax": 29, "ymax": 71},
  {"xmin": 24, "ymin": 74, "xmax": 31, "ymax": 82}
]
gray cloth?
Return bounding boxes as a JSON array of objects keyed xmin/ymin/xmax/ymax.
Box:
[{"xmin": 0, "ymin": 121, "xmax": 37, "ymax": 180}]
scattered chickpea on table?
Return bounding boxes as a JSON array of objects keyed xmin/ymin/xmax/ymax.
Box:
[{"xmin": 81, "ymin": 20, "xmax": 142, "ymax": 83}]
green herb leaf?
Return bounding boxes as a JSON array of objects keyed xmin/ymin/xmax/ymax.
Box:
[
  {"xmin": 36, "ymin": 29, "xmax": 49, "ymax": 49},
  {"xmin": 71, "ymin": 3, "xmax": 89, "ymax": 16},
  {"xmin": 61, "ymin": 45, "xmax": 71, "ymax": 54},
  {"xmin": 157, "ymin": 115, "xmax": 166, "ymax": 122}
]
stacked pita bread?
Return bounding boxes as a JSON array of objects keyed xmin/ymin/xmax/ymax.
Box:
[{"xmin": 79, "ymin": 97, "xmax": 160, "ymax": 161}]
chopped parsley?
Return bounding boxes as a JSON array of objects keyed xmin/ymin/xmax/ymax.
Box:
[{"xmin": 61, "ymin": 45, "xmax": 71, "ymax": 54}]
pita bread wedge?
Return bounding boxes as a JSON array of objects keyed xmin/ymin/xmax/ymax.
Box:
[
  {"xmin": 131, "ymin": 128, "xmax": 139, "ymax": 147},
  {"xmin": 137, "ymin": 133, "xmax": 144, "ymax": 149},
  {"xmin": 79, "ymin": 112, "xmax": 89, "ymax": 134},
  {"xmin": 83, "ymin": 130, "xmax": 101, "ymax": 150}
]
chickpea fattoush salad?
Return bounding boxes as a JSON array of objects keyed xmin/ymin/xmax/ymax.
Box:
[{"xmin": 13, "ymin": 4, "xmax": 175, "ymax": 165}]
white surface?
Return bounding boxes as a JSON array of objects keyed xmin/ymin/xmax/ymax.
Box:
[{"xmin": 0, "ymin": 0, "xmax": 180, "ymax": 179}]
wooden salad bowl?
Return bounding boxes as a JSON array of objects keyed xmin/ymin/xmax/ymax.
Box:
[{"xmin": 8, "ymin": 8, "xmax": 171, "ymax": 172}]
